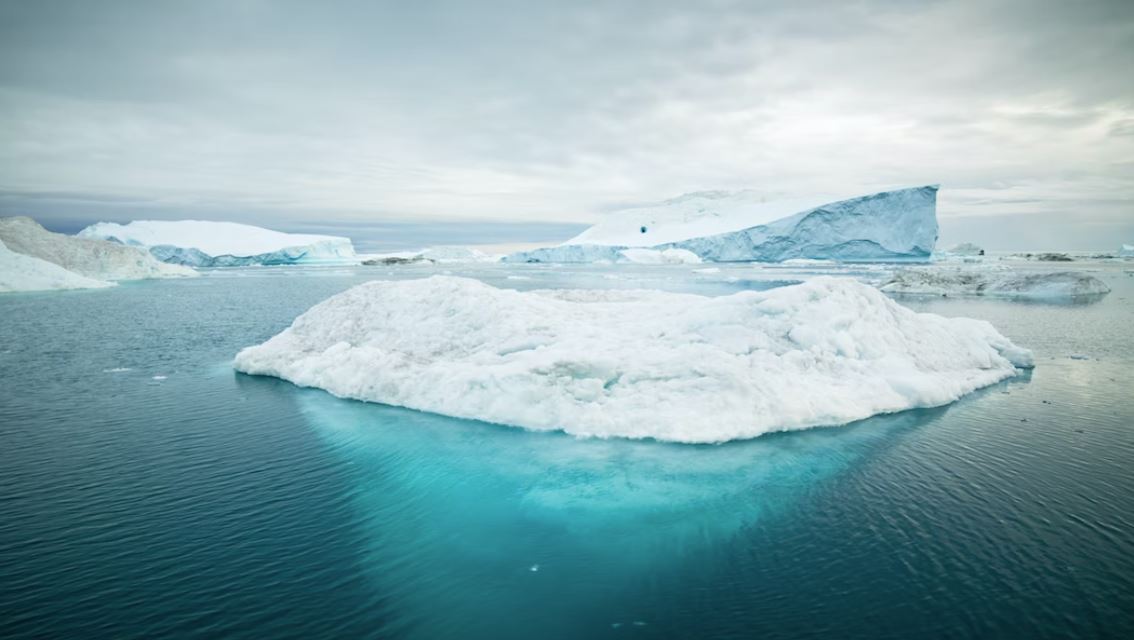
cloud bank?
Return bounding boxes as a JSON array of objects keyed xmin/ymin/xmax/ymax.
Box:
[{"xmin": 1, "ymin": 0, "xmax": 1132, "ymax": 248}]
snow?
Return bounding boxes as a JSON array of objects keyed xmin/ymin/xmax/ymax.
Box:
[
  {"xmin": 0, "ymin": 237, "xmax": 114, "ymax": 292},
  {"xmin": 618, "ymin": 248, "xmax": 702, "ymax": 264},
  {"xmin": 881, "ymin": 268, "xmax": 1111, "ymax": 299},
  {"xmin": 505, "ymin": 186, "xmax": 939, "ymax": 263},
  {"xmin": 79, "ymin": 220, "xmax": 356, "ymax": 266},
  {"xmin": 0, "ymin": 217, "xmax": 196, "ymax": 280},
  {"xmin": 233, "ymin": 275, "xmax": 1032, "ymax": 443}
]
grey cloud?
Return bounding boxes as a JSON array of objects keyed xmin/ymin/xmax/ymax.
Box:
[{"xmin": 1, "ymin": 0, "xmax": 1132, "ymax": 248}]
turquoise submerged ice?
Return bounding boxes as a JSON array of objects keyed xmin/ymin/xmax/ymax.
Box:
[
  {"xmin": 233, "ymin": 274, "xmax": 1032, "ymax": 442},
  {"xmin": 505, "ymin": 185, "xmax": 939, "ymax": 263}
]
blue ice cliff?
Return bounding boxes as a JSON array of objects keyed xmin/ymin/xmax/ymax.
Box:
[{"xmin": 504, "ymin": 186, "xmax": 939, "ymax": 263}]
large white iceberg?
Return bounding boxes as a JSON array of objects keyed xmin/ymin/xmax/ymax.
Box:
[
  {"xmin": 504, "ymin": 186, "xmax": 939, "ymax": 264},
  {"xmin": 233, "ymin": 275, "xmax": 1032, "ymax": 443},
  {"xmin": 0, "ymin": 237, "xmax": 114, "ymax": 293},
  {"xmin": 79, "ymin": 220, "xmax": 357, "ymax": 267},
  {"xmin": 0, "ymin": 217, "xmax": 196, "ymax": 281},
  {"xmin": 881, "ymin": 268, "xmax": 1111, "ymax": 300}
]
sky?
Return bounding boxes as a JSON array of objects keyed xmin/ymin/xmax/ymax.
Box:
[{"xmin": 1, "ymin": 0, "xmax": 1132, "ymax": 250}]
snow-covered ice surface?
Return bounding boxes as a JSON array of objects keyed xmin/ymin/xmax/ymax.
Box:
[
  {"xmin": 79, "ymin": 220, "xmax": 356, "ymax": 267},
  {"xmin": 0, "ymin": 217, "xmax": 196, "ymax": 281},
  {"xmin": 881, "ymin": 268, "xmax": 1111, "ymax": 300},
  {"xmin": 505, "ymin": 186, "xmax": 939, "ymax": 263},
  {"xmin": 0, "ymin": 237, "xmax": 114, "ymax": 293},
  {"xmin": 234, "ymin": 275, "xmax": 1032, "ymax": 443}
]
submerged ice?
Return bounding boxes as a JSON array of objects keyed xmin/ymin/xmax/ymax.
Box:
[
  {"xmin": 505, "ymin": 186, "xmax": 939, "ymax": 264},
  {"xmin": 233, "ymin": 275, "xmax": 1032, "ymax": 443}
]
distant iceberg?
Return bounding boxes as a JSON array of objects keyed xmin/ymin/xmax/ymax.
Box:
[
  {"xmin": 504, "ymin": 186, "xmax": 939, "ymax": 264},
  {"xmin": 79, "ymin": 220, "xmax": 356, "ymax": 267},
  {"xmin": 233, "ymin": 275, "xmax": 1031, "ymax": 443},
  {"xmin": 0, "ymin": 217, "xmax": 195, "ymax": 281},
  {"xmin": 881, "ymin": 268, "xmax": 1110, "ymax": 300},
  {"xmin": 1, "ymin": 237, "xmax": 114, "ymax": 293},
  {"xmin": 945, "ymin": 243, "xmax": 985, "ymax": 256},
  {"xmin": 1120, "ymin": 244, "xmax": 1134, "ymax": 258},
  {"xmin": 362, "ymin": 246, "xmax": 500, "ymax": 265}
]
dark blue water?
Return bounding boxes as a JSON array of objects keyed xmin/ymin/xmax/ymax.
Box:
[{"xmin": 2, "ymin": 264, "xmax": 1133, "ymax": 639}]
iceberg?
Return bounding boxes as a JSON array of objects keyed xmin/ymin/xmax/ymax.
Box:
[
  {"xmin": 881, "ymin": 268, "xmax": 1111, "ymax": 299},
  {"xmin": 504, "ymin": 186, "xmax": 939, "ymax": 264},
  {"xmin": 1, "ymin": 237, "xmax": 114, "ymax": 293},
  {"xmin": 233, "ymin": 275, "xmax": 1032, "ymax": 443},
  {"xmin": 0, "ymin": 217, "xmax": 196, "ymax": 281},
  {"xmin": 362, "ymin": 246, "xmax": 500, "ymax": 265},
  {"xmin": 945, "ymin": 242, "xmax": 985, "ymax": 256},
  {"xmin": 78, "ymin": 220, "xmax": 356, "ymax": 267},
  {"xmin": 1120, "ymin": 244, "xmax": 1134, "ymax": 258}
]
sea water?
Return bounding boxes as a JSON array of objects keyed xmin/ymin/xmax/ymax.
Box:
[{"xmin": 1, "ymin": 262, "xmax": 1132, "ymax": 638}]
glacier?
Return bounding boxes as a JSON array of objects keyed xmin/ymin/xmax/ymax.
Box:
[
  {"xmin": 233, "ymin": 275, "xmax": 1032, "ymax": 443},
  {"xmin": 504, "ymin": 186, "xmax": 939, "ymax": 264},
  {"xmin": 0, "ymin": 217, "xmax": 196, "ymax": 281},
  {"xmin": 881, "ymin": 268, "xmax": 1111, "ymax": 300},
  {"xmin": 79, "ymin": 220, "xmax": 357, "ymax": 267},
  {"xmin": 1, "ymin": 237, "xmax": 114, "ymax": 293}
]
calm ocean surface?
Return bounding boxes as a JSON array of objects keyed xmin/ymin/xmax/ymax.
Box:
[{"xmin": 2, "ymin": 262, "xmax": 1132, "ymax": 639}]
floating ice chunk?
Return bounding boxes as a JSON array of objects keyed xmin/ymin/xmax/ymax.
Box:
[
  {"xmin": 881, "ymin": 268, "xmax": 1110, "ymax": 299},
  {"xmin": 152, "ymin": 375, "xmax": 168, "ymax": 381},
  {"xmin": 234, "ymin": 276, "xmax": 1032, "ymax": 443},
  {"xmin": 1, "ymin": 237, "xmax": 115, "ymax": 293},
  {"xmin": 1120, "ymin": 244, "xmax": 1134, "ymax": 258},
  {"xmin": 103, "ymin": 367, "xmax": 132, "ymax": 373}
]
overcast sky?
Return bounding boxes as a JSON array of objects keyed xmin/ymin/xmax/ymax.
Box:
[{"xmin": 1, "ymin": 0, "xmax": 1132, "ymax": 249}]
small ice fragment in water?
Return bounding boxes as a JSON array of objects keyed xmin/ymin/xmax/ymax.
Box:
[
  {"xmin": 529, "ymin": 564, "xmax": 539, "ymax": 572},
  {"xmin": 611, "ymin": 623, "xmax": 623, "ymax": 629},
  {"xmin": 152, "ymin": 375, "xmax": 167, "ymax": 380},
  {"xmin": 633, "ymin": 621, "xmax": 647, "ymax": 626},
  {"xmin": 103, "ymin": 367, "xmax": 132, "ymax": 373},
  {"xmin": 1068, "ymin": 354, "xmax": 1090, "ymax": 360}
]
